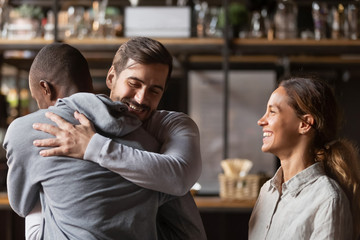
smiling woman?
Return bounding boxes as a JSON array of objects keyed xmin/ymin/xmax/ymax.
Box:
[
  {"xmin": 249, "ymin": 77, "xmax": 360, "ymax": 240},
  {"xmin": 257, "ymin": 86, "xmax": 305, "ymax": 158}
]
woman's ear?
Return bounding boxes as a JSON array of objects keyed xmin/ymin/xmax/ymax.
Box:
[
  {"xmin": 299, "ymin": 114, "xmax": 314, "ymax": 134},
  {"xmin": 106, "ymin": 66, "xmax": 116, "ymax": 89}
]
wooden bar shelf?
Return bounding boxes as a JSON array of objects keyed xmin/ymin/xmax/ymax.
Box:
[{"xmin": 1, "ymin": 38, "xmax": 360, "ymax": 56}]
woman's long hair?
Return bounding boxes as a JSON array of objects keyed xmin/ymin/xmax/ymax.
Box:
[{"xmin": 280, "ymin": 77, "xmax": 360, "ymax": 239}]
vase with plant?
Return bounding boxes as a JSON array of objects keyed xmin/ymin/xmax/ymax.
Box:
[
  {"xmin": 7, "ymin": 4, "xmax": 44, "ymax": 39},
  {"xmin": 218, "ymin": 2, "xmax": 249, "ymax": 38}
]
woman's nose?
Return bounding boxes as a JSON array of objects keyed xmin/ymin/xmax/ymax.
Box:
[{"xmin": 257, "ymin": 115, "xmax": 266, "ymax": 126}]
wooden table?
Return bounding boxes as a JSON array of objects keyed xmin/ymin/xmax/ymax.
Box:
[
  {"xmin": 1, "ymin": 193, "xmax": 255, "ymax": 211},
  {"xmin": 0, "ymin": 192, "xmax": 10, "ymax": 210},
  {"xmin": 194, "ymin": 196, "xmax": 256, "ymax": 212}
]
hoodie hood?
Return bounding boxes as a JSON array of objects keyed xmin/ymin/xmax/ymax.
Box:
[{"xmin": 50, "ymin": 93, "xmax": 142, "ymax": 137}]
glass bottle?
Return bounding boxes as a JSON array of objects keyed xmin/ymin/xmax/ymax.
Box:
[
  {"xmin": 312, "ymin": 2, "xmax": 328, "ymax": 40},
  {"xmin": 274, "ymin": 0, "xmax": 298, "ymax": 39}
]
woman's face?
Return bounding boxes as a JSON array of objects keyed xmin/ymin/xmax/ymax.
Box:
[{"xmin": 257, "ymin": 86, "xmax": 303, "ymax": 158}]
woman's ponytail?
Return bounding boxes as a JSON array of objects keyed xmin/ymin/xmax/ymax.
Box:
[
  {"xmin": 281, "ymin": 77, "xmax": 360, "ymax": 239},
  {"xmin": 320, "ymin": 139, "xmax": 360, "ymax": 240}
]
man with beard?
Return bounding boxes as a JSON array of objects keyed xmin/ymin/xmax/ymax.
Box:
[{"xmin": 5, "ymin": 39, "xmax": 205, "ymax": 239}]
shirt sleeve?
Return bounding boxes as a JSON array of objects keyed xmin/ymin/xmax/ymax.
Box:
[
  {"xmin": 4, "ymin": 117, "xmax": 41, "ymax": 217},
  {"xmin": 25, "ymin": 200, "xmax": 42, "ymax": 240},
  {"xmin": 310, "ymin": 194, "xmax": 353, "ymax": 240},
  {"xmin": 84, "ymin": 111, "xmax": 202, "ymax": 196}
]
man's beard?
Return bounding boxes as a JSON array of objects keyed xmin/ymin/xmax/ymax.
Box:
[{"xmin": 121, "ymin": 98, "xmax": 150, "ymax": 113}]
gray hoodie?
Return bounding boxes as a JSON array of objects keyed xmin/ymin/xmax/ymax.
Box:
[{"xmin": 5, "ymin": 93, "xmax": 172, "ymax": 240}]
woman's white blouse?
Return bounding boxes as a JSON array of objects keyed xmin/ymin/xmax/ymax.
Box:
[{"xmin": 249, "ymin": 162, "xmax": 352, "ymax": 240}]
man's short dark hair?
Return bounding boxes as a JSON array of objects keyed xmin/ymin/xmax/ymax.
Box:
[
  {"xmin": 30, "ymin": 42, "xmax": 93, "ymax": 93},
  {"xmin": 112, "ymin": 37, "xmax": 173, "ymax": 83}
]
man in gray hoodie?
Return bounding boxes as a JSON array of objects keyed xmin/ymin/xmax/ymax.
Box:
[{"xmin": 5, "ymin": 40, "xmax": 206, "ymax": 239}]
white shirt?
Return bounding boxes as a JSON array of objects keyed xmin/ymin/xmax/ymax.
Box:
[
  {"xmin": 249, "ymin": 162, "xmax": 352, "ymax": 240},
  {"xmin": 25, "ymin": 201, "xmax": 41, "ymax": 240}
]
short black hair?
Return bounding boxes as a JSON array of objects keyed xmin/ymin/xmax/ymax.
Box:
[{"xmin": 30, "ymin": 42, "xmax": 93, "ymax": 93}]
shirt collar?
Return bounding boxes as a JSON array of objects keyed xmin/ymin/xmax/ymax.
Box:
[
  {"xmin": 268, "ymin": 162, "xmax": 325, "ymax": 197},
  {"xmin": 269, "ymin": 167, "xmax": 283, "ymax": 192}
]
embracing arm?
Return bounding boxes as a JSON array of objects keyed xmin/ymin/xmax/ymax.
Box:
[
  {"xmin": 86, "ymin": 111, "xmax": 201, "ymax": 196},
  {"xmin": 33, "ymin": 111, "xmax": 202, "ymax": 196}
]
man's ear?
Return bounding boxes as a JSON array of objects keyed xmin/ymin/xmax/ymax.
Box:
[
  {"xmin": 39, "ymin": 80, "xmax": 52, "ymax": 96},
  {"xmin": 106, "ymin": 66, "xmax": 116, "ymax": 90},
  {"xmin": 299, "ymin": 114, "xmax": 314, "ymax": 135}
]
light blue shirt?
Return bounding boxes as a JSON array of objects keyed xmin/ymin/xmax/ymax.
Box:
[{"xmin": 249, "ymin": 162, "xmax": 352, "ymax": 240}]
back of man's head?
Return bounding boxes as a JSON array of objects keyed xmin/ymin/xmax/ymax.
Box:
[
  {"xmin": 30, "ymin": 43, "xmax": 93, "ymax": 101},
  {"xmin": 112, "ymin": 37, "xmax": 173, "ymax": 83}
]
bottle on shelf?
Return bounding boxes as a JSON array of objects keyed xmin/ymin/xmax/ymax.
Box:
[{"xmin": 274, "ymin": 0, "xmax": 298, "ymax": 39}]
